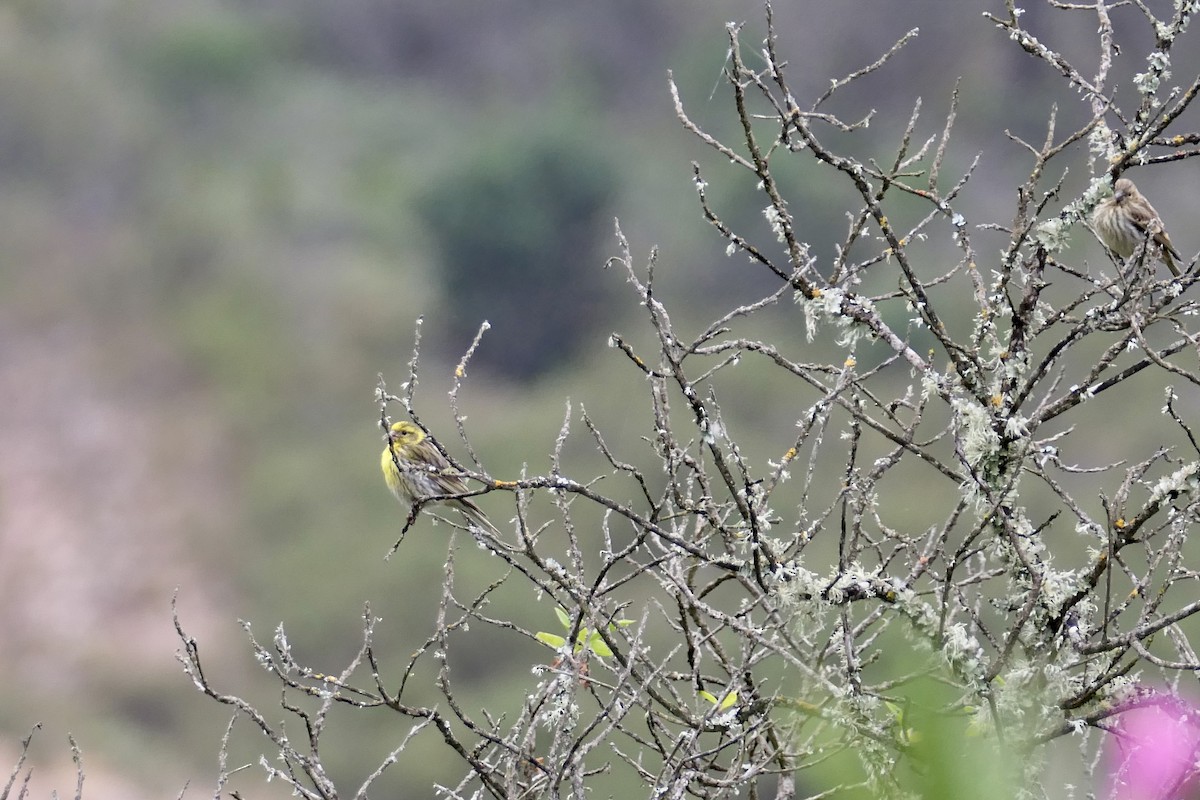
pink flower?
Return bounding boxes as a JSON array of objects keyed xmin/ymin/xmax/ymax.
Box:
[{"xmin": 1106, "ymin": 690, "xmax": 1200, "ymax": 800}]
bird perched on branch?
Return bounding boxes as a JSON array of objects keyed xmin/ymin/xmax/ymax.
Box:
[
  {"xmin": 380, "ymin": 420, "xmax": 501, "ymax": 536},
  {"xmin": 1093, "ymin": 177, "xmax": 1183, "ymax": 278}
]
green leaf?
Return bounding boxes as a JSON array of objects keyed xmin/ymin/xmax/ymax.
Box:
[
  {"xmin": 586, "ymin": 631, "xmax": 613, "ymax": 657},
  {"xmin": 700, "ymin": 690, "xmax": 737, "ymax": 709},
  {"xmin": 554, "ymin": 607, "xmax": 571, "ymax": 629},
  {"xmin": 535, "ymin": 632, "xmax": 566, "ymax": 649}
]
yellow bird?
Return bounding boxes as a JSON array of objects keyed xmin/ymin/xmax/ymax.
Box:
[{"xmin": 380, "ymin": 420, "xmax": 501, "ymax": 536}]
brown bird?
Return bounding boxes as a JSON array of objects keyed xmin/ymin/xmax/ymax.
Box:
[{"xmin": 1093, "ymin": 177, "xmax": 1183, "ymax": 278}]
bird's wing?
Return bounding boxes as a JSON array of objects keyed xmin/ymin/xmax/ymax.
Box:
[{"xmin": 1130, "ymin": 205, "xmax": 1182, "ymax": 260}]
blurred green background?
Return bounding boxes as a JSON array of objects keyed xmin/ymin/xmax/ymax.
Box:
[{"xmin": 0, "ymin": 0, "xmax": 1196, "ymax": 796}]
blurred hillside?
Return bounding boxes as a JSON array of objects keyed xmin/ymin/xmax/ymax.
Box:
[{"xmin": 0, "ymin": 0, "xmax": 1196, "ymax": 797}]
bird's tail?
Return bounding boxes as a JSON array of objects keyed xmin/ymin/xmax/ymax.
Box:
[
  {"xmin": 1164, "ymin": 246, "xmax": 1183, "ymax": 277},
  {"xmin": 455, "ymin": 499, "xmax": 515, "ymax": 549}
]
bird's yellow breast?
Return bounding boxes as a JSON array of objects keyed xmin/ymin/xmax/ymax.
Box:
[{"xmin": 381, "ymin": 445, "xmax": 404, "ymax": 496}]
